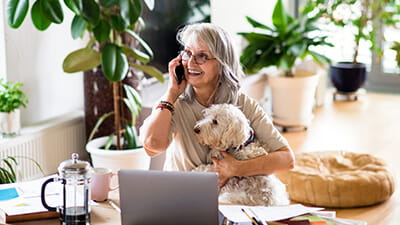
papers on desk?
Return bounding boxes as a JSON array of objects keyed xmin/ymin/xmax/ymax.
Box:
[
  {"xmin": 219, "ymin": 204, "xmax": 367, "ymax": 225},
  {"xmin": 0, "ymin": 175, "xmax": 60, "ymax": 223},
  {"xmin": 219, "ymin": 204, "xmax": 323, "ymax": 223}
]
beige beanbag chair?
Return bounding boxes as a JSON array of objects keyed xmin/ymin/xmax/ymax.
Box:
[{"xmin": 277, "ymin": 151, "xmax": 395, "ymax": 208}]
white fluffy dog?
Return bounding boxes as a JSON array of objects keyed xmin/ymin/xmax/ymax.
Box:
[{"xmin": 193, "ymin": 104, "xmax": 289, "ymax": 206}]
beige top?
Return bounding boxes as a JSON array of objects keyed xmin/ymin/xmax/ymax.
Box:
[{"xmin": 155, "ymin": 92, "xmax": 288, "ymax": 171}]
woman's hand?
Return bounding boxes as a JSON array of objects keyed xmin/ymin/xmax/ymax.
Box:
[
  {"xmin": 166, "ymin": 57, "xmax": 187, "ymax": 103},
  {"xmin": 209, "ymin": 152, "xmax": 242, "ymax": 188}
]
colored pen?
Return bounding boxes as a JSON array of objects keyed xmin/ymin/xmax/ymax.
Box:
[{"xmin": 241, "ymin": 208, "xmax": 258, "ymax": 225}]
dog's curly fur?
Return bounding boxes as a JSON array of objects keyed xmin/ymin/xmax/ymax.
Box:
[{"xmin": 193, "ymin": 104, "xmax": 289, "ymax": 206}]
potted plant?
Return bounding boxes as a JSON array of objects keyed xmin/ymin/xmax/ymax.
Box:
[
  {"xmin": 0, "ymin": 79, "xmax": 29, "ymax": 137},
  {"xmin": 305, "ymin": 0, "xmax": 400, "ymax": 93},
  {"xmin": 238, "ymin": 0, "xmax": 332, "ymax": 128},
  {"xmin": 0, "ymin": 156, "xmax": 44, "ymax": 184},
  {"xmin": 6, "ymin": 0, "xmax": 164, "ymax": 171}
]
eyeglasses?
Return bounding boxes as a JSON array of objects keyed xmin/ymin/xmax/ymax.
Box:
[{"xmin": 179, "ymin": 50, "xmax": 217, "ymax": 65}]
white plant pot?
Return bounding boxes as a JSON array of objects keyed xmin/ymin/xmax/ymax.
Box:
[
  {"xmin": 268, "ymin": 73, "xmax": 320, "ymax": 127},
  {"xmin": 0, "ymin": 109, "xmax": 21, "ymax": 137},
  {"xmin": 86, "ymin": 136, "xmax": 151, "ymax": 172}
]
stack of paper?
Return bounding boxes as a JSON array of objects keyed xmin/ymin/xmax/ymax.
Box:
[
  {"xmin": 0, "ymin": 175, "xmax": 60, "ymax": 223},
  {"xmin": 219, "ymin": 204, "xmax": 366, "ymax": 225}
]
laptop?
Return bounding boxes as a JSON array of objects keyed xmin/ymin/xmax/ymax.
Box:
[{"xmin": 118, "ymin": 170, "xmax": 219, "ymax": 225}]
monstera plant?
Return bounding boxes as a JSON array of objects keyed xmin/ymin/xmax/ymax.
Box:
[{"xmin": 6, "ymin": 0, "xmax": 164, "ymax": 151}]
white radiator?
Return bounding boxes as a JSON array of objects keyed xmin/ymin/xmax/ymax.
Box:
[{"xmin": 0, "ymin": 111, "xmax": 87, "ymax": 181}]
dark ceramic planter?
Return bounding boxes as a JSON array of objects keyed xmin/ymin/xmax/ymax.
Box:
[{"xmin": 329, "ymin": 62, "xmax": 366, "ymax": 93}]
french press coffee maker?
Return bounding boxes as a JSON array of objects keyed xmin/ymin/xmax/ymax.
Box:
[{"xmin": 41, "ymin": 153, "xmax": 92, "ymax": 225}]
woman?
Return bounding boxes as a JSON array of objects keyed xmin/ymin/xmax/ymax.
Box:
[{"xmin": 140, "ymin": 23, "xmax": 294, "ymax": 188}]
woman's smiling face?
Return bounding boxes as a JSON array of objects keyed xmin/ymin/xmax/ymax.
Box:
[{"xmin": 183, "ymin": 39, "xmax": 220, "ymax": 89}]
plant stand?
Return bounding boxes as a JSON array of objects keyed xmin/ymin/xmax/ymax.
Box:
[
  {"xmin": 273, "ymin": 123, "xmax": 308, "ymax": 133},
  {"xmin": 333, "ymin": 88, "xmax": 366, "ymax": 101}
]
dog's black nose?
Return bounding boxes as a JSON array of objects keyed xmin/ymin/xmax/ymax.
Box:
[{"xmin": 194, "ymin": 127, "xmax": 200, "ymax": 134}]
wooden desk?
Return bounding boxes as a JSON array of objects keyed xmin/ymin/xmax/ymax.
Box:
[
  {"xmin": 7, "ymin": 190, "xmax": 121, "ymax": 225},
  {"xmin": 8, "ymin": 92, "xmax": 399, "ymax": 225}
]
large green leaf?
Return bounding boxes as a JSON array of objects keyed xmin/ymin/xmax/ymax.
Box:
[
  {"xmin": 121, "ymin": 46, "xmax": 150, "ymax": 64},
  {"xmin": 119, "ymin": 0, "xmax": 131, "ymax": 25},
  {"xmin": 123, "ymin": 84, "xmax": 142, "ymax": 117},
  {"xmin": 104, "ymin": 135, "xmax": 114, "ymax": 150},
  {"xmin": 238, "ymin": 32, "xmax": 274, "ymax": 45},
  {"xmin": 309, "ymin": 50, "xmax": 331, "ymax": 64},
  {"xmin": 0, "ymin": 167, "xmax": 15, "ymax": 183},
  {"xmin": 125, "ymin": 29, "xmax": 154, "ymax": 57},
  {"xmin": 99, "ymin": 0, "xmax": 118, "ymax": 8},
  {"xmin": 93, "ymin": 19, "xmax": 110, "ymax": 43},
  {"xmin": 71, "ymin": 15, "xmax": 86, "ymax": 39},
  {"xmin": 63, "ymin": 48, "xmax": 101, "ymax": 73},
  {"xmin": 7, "ymin": 0, "xmax": 29, "ymax": 28},
  {"xmin": 31, "ymin": 0, "xmax": 52, "ymax": 31},
  {"xmin": 87, "ymin": 111, "xmax": 114, "ymax": 141},
  {"xmin": 129, "ymin": 62, "xmax": 164, "ymax": 83},
  {"xmin": 131, "ymin": 0, "xmax": 142, "ymax": 24},
  {"xmin": 119, "ymin": 0, "xmax": 142, "ymax": 25},
  {"xmin": 124, "ymin": 125, "xmax": 139, "ymax": 149},
  {"xmin": 272, "ymin": 0, "xmax": 288, "ymax": 33},
  {"xmin": 63, "ymin": 0, "xmax": 82, "ymax": 15},
  {"xmin": 41, "ymin": 0, "xmax": 64, "ymax": 24},
  {"xmin": 101, "ymin": 44, "xmax": 128, "ymax": 82},
  {"xmin": 288, "ymin": 43, "xmax": 307, "ymax": 58},
  {"xmin": 245, "ymin": 16, "xmax": 274, "ymax": 32},
  {"xmin": 2, "ymin": 157, "xmax": 16, "ymax": 181},
  {"xmin": 81, "ymin": 0, "xmax": 100, "ymax": 26},
  {"xmin": 110, "ymin": 14, "xmax": 127, "ymax": 32}
]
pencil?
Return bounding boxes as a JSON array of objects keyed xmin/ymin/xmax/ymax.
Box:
[
  {"xmin": 241, "ymin": 208, "xmax": 258, "ymax": 225},
  {"xmin": 248, "ymin": 208, "xmax": 265, "ymax": 225}
]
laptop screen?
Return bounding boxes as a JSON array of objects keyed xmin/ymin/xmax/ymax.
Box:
[{"xmin": 118, "ymin": 170, "xmax": 219, "ymax": 225}]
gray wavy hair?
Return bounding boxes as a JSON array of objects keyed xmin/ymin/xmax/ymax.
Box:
[{"xmin": 177, "ymin": 23, "xmax": 244, "ymax": 105}]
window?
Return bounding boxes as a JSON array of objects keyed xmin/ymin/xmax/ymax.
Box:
[{"xmin": 296, "ymin": 0, "xmax": 400, "ymax": 93}]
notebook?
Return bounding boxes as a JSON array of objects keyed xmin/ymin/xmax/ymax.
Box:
[{"xmin": 118, "ymin": 169, "xmax": 219, "ymax": 225}]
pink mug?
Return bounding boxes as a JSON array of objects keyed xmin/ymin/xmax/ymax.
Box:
[{"xmin": 90, "ymin": 167, "xmax": 118, "ymax": 202}]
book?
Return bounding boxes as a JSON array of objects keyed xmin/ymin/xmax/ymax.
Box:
[{"xmin": 0, "ymin": 175, "xmax": 60, "ymax": 223}]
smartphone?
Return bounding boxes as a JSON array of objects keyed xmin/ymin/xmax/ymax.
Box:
[{"xmin": 175, "ymin": 60, "xmax": 185, "ymax": 84}]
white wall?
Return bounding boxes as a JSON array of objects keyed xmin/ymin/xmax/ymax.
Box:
[
  {"xmin": 2, "ymin": 2, "xmax": 85, "ymax": 125},
  {"xmin": 210, "ymin": 0, "xmax": 278, "ymax": 51},
  {"xmin": 0, "ymin": 1, "xmax": 7, "ymax": 78}
]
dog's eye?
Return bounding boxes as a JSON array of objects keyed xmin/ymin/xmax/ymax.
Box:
[{"xmin": 212, "ymin": 119, "xmax": 218, "ymax": 125}]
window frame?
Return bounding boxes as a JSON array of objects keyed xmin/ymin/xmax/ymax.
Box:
[{"xmin": 294, "ymin": 0, "xmax": 400, "ymax": 93}]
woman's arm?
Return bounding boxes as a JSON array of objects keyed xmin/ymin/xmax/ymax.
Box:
[
  {"xmin": 139, "ymin": 107, "xmax": 173, "ymax": 157},
  {"xmin": 139, "ymin": 57, "xmax": 187, "ymax": 157},
  {"xmin": 210, "ymin": 146, "xmax": 295, "ymax": 187}
]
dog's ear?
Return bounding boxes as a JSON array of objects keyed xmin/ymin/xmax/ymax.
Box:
[{"xmin": 219, "ymin": 114, "xmax": 249, "ymax": 148}]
